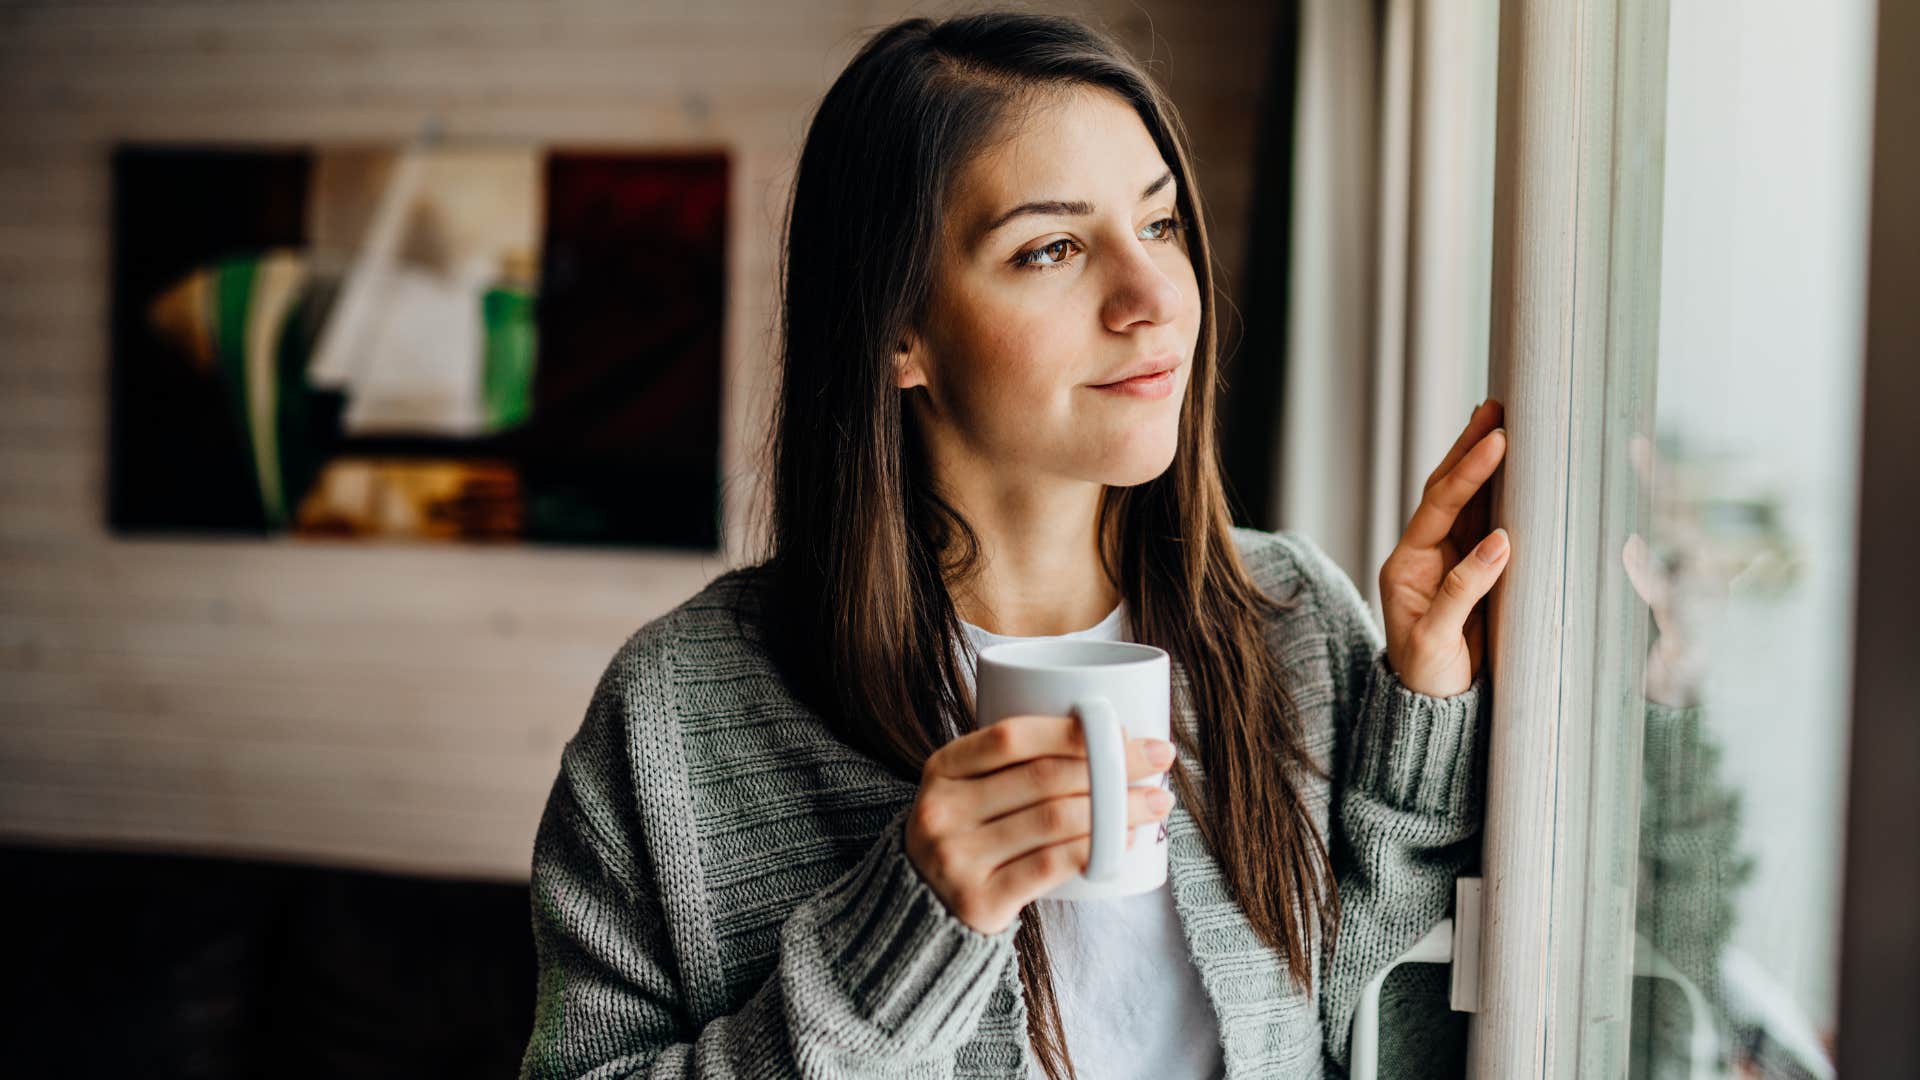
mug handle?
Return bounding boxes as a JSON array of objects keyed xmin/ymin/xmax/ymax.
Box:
[{"xmin": 1070, "ymin": 697, "xmax": 1127, "ymax": 883}]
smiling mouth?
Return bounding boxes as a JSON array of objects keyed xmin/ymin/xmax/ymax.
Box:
[
  {"xmin": 1089, "ymin": 366, "xmax": 1179, "ymax": 399},
  {"xmin": 1094, "ymin": 370, "xmax": 1172, "ymax": 387},
  {"xmin": 1090, "ymin": 355, "xmax": 1182, "ymax": 388},
  {"xmin": 1092, "ymin": 361, "xmax": 1182, "ymax": 388}
]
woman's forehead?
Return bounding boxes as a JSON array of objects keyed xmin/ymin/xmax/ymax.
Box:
[{"xmin": 949, "ymin": 89, "xmax": 1174, "ymax": 249}]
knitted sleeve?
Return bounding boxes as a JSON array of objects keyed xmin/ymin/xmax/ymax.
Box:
[
  {"xmin": 519, "ymin": 626, "xmax": 1022, "ymax": 1080},
  {"xmin": 1273, "ymin": 530, "xmax": 1490, "ymax": 1076},
  {"xmin": 1631, "ymin": 699, "xmax": 1755, "ymax": 1078}
]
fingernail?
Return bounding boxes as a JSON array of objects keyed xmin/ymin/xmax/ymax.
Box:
[
  {"xmin": 1476, "ymin": 527, "xmax": 1509, "ymax": 564},
  {"xmin": 1145, "ymin": 738, "xmax": 1175, "ymax": 766},
  {"xmin": 1147, "ymin": 788, "xmax": 1174, "ymax": 810}
]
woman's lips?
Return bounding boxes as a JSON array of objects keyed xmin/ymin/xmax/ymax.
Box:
[{"xmin": 1090, "ymin": 367, "xmax": 1178, "ymax": 400}]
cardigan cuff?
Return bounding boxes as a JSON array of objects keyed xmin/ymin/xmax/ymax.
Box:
[
  {"xmin": 806, "ymin": 804, "xmax": 1021, "ymax": 1050},
  {"xmin": 1348, "ymin": 647, "xmax": 1490, "ymax": 817},
  {"xmin": 1640, "ymin": 699, "xmax": 1724, "ymax": 828}
]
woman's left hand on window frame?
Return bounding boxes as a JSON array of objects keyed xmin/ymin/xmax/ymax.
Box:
[{"xmin": 1379, "ymin": 397, "xmax": 1510, "ymax": 698}]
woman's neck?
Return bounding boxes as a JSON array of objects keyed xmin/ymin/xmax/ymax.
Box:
[{"xmin": 943, "ymin": 480, "xmax": 1120, "ymax": 637}]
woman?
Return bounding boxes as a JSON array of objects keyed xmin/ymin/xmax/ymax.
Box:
[{"xmin": 520, "ymin": 11, "xmax": 1510, "ymax": 1079}]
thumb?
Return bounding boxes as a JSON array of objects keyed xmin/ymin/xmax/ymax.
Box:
[{"xmin": 1423, "ymin": 528, "xmax": 1510, "ymax": 639}]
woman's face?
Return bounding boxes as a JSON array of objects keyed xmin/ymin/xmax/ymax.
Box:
[{"xmin": 897, "ymin": 85, "xmax": 1202, "ymax": 491}]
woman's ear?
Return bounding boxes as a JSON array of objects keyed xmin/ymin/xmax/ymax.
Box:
[{"xmin": 894, "ymin": 332, "xmax": 929, "ymax": 391}]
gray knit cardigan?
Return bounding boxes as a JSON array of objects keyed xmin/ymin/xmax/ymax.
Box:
[{"xmin": 519, "ymin": 526, "xmax": 1494, "ymax": 1078}]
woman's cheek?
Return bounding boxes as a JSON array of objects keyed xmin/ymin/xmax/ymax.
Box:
[{"xmin": 972, "ymin": 332, "xmax": 1054, "ymax": 404}]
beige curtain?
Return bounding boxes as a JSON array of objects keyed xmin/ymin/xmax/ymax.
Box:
[{"xmin": 1275, "ymin": 0, "xmax": 1497, "ymax": 616}]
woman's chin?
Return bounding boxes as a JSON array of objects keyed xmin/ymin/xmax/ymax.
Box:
[{"xmin": 1095, "ymin": 445, "xmax": 1179, "ymax": 488}]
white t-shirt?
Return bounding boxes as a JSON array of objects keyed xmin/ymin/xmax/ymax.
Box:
[{"xmin": 956, "ymin": 601, "xmax": 1226, "ymax": 1080}]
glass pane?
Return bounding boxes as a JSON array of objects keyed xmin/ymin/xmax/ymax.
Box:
[{"xmin": 1625, "ymin": 1, "xmax": 1873, "ymax": 1076}]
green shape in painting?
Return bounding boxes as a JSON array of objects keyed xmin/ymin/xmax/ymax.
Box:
[{"xmin": 482, "ymin": 285, "xmax": 538, "ymax": 433}]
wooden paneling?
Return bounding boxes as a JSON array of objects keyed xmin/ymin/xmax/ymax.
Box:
[{"xmin": 0, "ymin": 0, "xmax": 1278, "ymax": 879}]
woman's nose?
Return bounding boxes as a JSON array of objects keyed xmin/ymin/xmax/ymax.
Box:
[{"xmin": 1101, "ymin": 238, "xmax": 1185, "ymax": 331}]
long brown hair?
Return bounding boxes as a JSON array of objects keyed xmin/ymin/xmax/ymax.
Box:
[{"xmin": 753, "ymin": 10, "xmax": 1337, "ymax": 1077}]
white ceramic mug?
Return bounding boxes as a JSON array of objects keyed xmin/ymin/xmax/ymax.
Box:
[{"xmin": 974, "ymin": 639, "xmax": 1172, "ymax": 900}]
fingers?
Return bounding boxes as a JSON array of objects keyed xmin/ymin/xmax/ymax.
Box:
[
  {"xmin": 1424, "ymin": 397, "xmax": 1506, "ymax": 495},
  {"xmin": 975, "ymin": 784, "xmax": 1174, "ymax": 879},
  {"xmin": 929, "ymin": 711, "xmax": 1173, "ymax": 777},
  {"xmin": 968, "ymin": 734, "xmax": 1175, "ymax": 824},
  {"xmin": 1404, "ymin": 426, "xmax": 1507, "ymax": 551},
  {"xmin": 1622, "ymin": 532, "xmax": 1675, "ymax": 635},
  {"xmin": 908, "ymin": 722, "xmax": 1176, "ymax": 935},
  {"xmin": 928, "ymin": 712, "xmax": 1086, "ymax": 780},
  {"xmin": 1629, "ymin": 433, "xmax": 1664, "ymax": 497},
  {"xmin": 1420, "ymin": 527, "xmax": 1511, "ymax": 638}
]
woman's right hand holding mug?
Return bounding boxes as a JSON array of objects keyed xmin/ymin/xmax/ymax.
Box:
[{"xmin": 905, "ymin": 716, "xmax": 1178, "ymax": 935}]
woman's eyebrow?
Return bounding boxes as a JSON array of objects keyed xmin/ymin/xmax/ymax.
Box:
[{"xmin": 975, "ymin": 169, "xmax": 1176, "ymax": 245}]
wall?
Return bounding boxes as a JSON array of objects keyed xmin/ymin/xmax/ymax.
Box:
[{"xmin": 0, "ymin": 0, "xmax": 1280, "ymax": 880}]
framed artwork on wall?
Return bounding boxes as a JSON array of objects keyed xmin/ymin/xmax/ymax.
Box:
[{"xmin": 107, "ymin": 140, "xmax": 727, "ymax": 550}]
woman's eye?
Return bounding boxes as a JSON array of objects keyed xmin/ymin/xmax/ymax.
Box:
[
  {"xmin": 1143, "ymin": 216, "xmax": 1184, "ymax": 242},
  {"xmin": 1010, "ymin": 216, "xmax": 1186, "ymax": 273},
  {"xmin": 1014, "ymin": 238, "xmax": 1078, "ymax": 270},
  {"xmin": 1013, "ymin": 237, "xmax": 1075, "ymax": 269}
]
